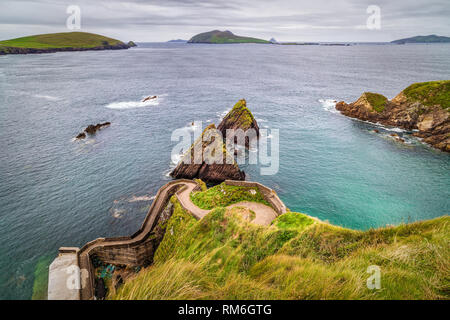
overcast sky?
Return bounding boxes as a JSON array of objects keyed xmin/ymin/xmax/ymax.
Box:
[{"xmin": 1, "ymin": 0, "xmax": 449, "ymax": 42}]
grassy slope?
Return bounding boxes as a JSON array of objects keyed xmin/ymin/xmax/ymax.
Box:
[
  {"xmin": 190, "ymin": 182, "xmax": 271, "ymax": 209},
  {"xmin": 0, "ymin": 32, "xmax": 124, "ymax": 49},
  {"xmin": 224, "ymin": 99, "xmax": 256, "ymax": 128},
  {"xmin": 210, "ymin": 35, "xmax": 269, "ymax": 44},
  {"xmin": 111, "ymin": 195, "xmax": 449, "ymax": 300},
  {"xmin": 402, "ymin": 80, "xmax": 450, "ymax": 110},
  {"xmin": 364, "ymin": 92, "xmax": 388, "ymax": 113}
]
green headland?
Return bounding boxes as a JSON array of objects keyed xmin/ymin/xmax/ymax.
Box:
[
  {"xmin": 188, "ymin": 30, "xmax": 270, "ymax": 44},
  {"xmin": 0, "ymin": 32, "xmax": 133, "ymax": 55}
]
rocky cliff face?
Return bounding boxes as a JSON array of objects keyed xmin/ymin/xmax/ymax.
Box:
[
  {"xmin": 336, "ymin": 81, "xmax": 450, "ymax": 152},
  {"xmin": 217, "ymin": 99, "xmax": 260, "ymax": 149},
  {"xmin": 170, "ymin": 124, "xmax": 245, "ymax": 183}
]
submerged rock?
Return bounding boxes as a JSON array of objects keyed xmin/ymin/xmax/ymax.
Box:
[
  {"xmin": 336, "ymin": 81, "xmax": 450, "ymax": 152},
  {"xmin": 170, "ymin": 124, "xmax": 245, "ymax": 183},
  {"xmin": 75, "ymin": 122, "xmax": 111, "ymax": 139}
]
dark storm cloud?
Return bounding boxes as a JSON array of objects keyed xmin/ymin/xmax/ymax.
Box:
[{"xmin": 0, "ymin": 0, "xmax": 449, "ymax": 42}]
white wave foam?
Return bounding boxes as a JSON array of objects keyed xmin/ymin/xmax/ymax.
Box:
[
  {"xmin": 319, "ymin": 99, "xmax": 339, "ymax": 114},
  {"xmin": 105, "ymin": 95, "xmax": 163, "ymax": 110},
  {"xmin": 34, "ymin": 94, "xmax": 60, "ymax": 101},
  {"xmin": 128, "ymin": 195, "xmax": 156, "ymax": 202}
]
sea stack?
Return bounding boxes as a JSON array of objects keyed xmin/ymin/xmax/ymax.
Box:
[
  {"xmin": 170, "ymin": 124, "xmax": 245, "ymax": 183},
  {"xmin": 336, "ymin": 81, "xmax": 450, "ymax": 152},
  {"xmin": 217, "ymin": 99, "xmax": 260, "ymax": 149}
]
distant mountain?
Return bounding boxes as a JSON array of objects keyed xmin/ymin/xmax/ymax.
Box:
[
  {"xmin": 0, "ymin": 32, "xmax": 132, "ymax": 55},
  {"xmin": 188, "ymin": 30, "xmax": 270, "ymax": 44},
  {"xmin": 168, "ymin": 39, "xmax": 187, "ymax": 43},
  {"xmin": 391, "ymin": 34, "xmax": 450, "ymax": 44}
]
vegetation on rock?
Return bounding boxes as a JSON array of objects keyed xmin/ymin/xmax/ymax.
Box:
[
  {"xmin": 336, "ymin": 81, "xmax": 450, "ymax": 152},
  {"xmin": 190, "ymin": 182, "xmax": 270, "ymax": 210},
  {"xmin": 364, "ymin": 92, "xmax": 388, "ymax": 113},
  {"xmin": 402, "ymin": 80, "xmax": 450, "ymax": 110},
  {"xmin": 188, "ymin": 30, "xmax": 270, "ymax": 44}
]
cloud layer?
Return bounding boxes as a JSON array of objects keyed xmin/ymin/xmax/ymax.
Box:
[{"xmin": 1, "ymin": 0, "xmax": 449, "ymax": 42}]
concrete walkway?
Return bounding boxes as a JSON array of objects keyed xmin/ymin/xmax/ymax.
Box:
[{"xmin": 49, "ymin": 179, "xmax": 284, "ymax": 300}]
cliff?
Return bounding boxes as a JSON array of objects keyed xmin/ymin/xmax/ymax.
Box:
[
  {"xmin": 188, "ymin": 30, "xmax": 270, "ymax": 44},
  {"xmin": 336, "ymin": 81, "xmax": 450, "ymax": 152},
  {"xmin": 217, "ymin": 99, "xmax": 260, "ymax": 149},
  {"xmin": 0, "ymin": 32, "xmax": 133, "ymax": 55},
  {"xmin": 170, "ymin": 124, "xmax": 245, "ymax": 183}
]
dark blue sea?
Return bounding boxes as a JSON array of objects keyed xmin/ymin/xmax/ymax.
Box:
[{"xmin": 0, "ymin": 42, "xmax": 449, "ymax": 299}]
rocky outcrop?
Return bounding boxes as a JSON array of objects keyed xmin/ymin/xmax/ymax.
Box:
[
  {"xmin": 127, "ymin": 41, "xmax": 137, "ymax": 47},
  {"xmin": 76, "ymin": 122, "xmax": 111, "ymax": 139},
  {"xmin": 217, "ymin": 99, "xmax": 260, "ymax": 149},
  {"xmin": 170, "ymin": 124, "xmax": 245, "ymax": 183},
  {"xmin": 0, "ymin": 43, "xmax": 132, "ymax": 56},
  {"xmin": 336, "ymin": 81, "xmax": 450, "ymax": 152}
]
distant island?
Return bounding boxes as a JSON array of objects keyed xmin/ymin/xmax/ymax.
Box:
[
  {"xmin": 167, "ymin": 39, "xmax": 187, "ymax": 43},
  {"xmin": 188, "ymin": 30, "xmax": 270, "ymax": 44},
  {"xmin": 391, "ymin": 34, "xmax": 450, "ymax": 44},
  {"xmin": 0, "ymin": 32, "xmax": 136, "ymax": 55}
]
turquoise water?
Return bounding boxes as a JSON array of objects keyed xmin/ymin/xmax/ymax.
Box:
[{"xmin": 0, "ymin": 43, "xmax": 449, "ymax": 299}]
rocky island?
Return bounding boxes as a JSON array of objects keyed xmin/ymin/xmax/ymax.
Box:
[
  {"xmin": 336, "ymin": 81, "xmax": 450, "ymax": 152},
  {"xmin": 0, "ymin": 32, "xmax": 135, "ymax": 55},
  {"xmin": 217, "ymin": 99, "xmax": 260, "ymax": 149},
  {"xmin": 188, "ymin": 30, "xmax": 270, "ymax": 44},
  {"xmin": 391, "ymin": 34, "xmax": 450, "ymax": 44},
  {"xmin": 170, "ymin": 99, "xmax": 260, "ymax": 182},
  {"xmin": 170, "ymin": 124, "xmax": 246, "ymax": 182}
]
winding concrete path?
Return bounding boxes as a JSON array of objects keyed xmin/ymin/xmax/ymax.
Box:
[{"xmin": 49, "ymin": 179, "xmax": 283, "ymax": 300}]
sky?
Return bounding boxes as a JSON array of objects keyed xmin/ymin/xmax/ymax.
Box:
[{"xmin": 0, "ymin": 0, "xmax": 449, "ymax": 42}]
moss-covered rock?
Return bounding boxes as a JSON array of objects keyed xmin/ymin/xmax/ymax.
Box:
[
  {"xmin": 217, "ymin": 99, "xmax": 260, "ymax": 149},
  {"xmin": 336, "ymin": 81, "xmax": 450, "ymax": 152}
]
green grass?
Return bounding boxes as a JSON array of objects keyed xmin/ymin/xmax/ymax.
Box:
[
  {"xmin": 364, "ymin": 92, "xmax": 388, "ymax": 113},
  {"xmin": 402, "ymin": 80, "xmax": 450, "ymax": 110},
  {"xmin": 0, "ymin": 32, "xmax": 124, "ymax": 49},
  {"xmin": 190, "ymin": 182, "xmax": 271, "ymax": 210},
  {"xmin": 188, "ymin": 30, "xmax": 270, "ymax": 44},
  {"xmin": 31, "ymin": 255, "xmax": 53, "ymax": 300},
  {"xmin": 273, "ymin": 211, "xmax": 315, "ymax": 231},
  {"xmin": 111, "ymin": 195, "xmax": 450, "ymax": 300},
  {"xmin": 224, "ymin": 99, "xmax": 256, "ymax": 128}
]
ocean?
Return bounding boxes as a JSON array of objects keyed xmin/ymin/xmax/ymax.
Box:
[{"xmin": 0, "ymin": 42, "xmax": 449, "ymax": 299}]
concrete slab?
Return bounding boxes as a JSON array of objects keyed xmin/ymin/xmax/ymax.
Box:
[{"xmin": 48, "ymin": 252, "xmax": 80, "ymax": 300}]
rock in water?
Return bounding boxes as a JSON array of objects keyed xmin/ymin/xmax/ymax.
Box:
[
  {"xmin": 217, "ymin": 99, "xmax": 260, "ymax": 149},
  {"xmin": 336, "ymin": 81, "xmax": 450, "ymax": 152},
  {"xmin": 170, "ymin": 124, "xmax": 245, "ymax": 183},
  {"xmin": 75, "ymin": 122, "xmax": 110, "ymax": 139}
]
